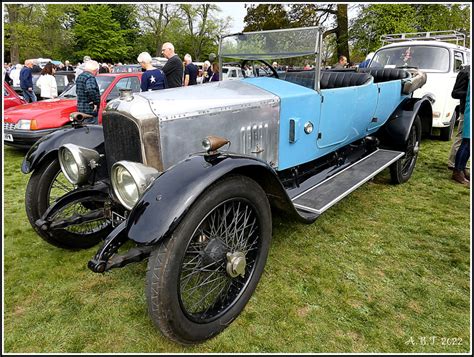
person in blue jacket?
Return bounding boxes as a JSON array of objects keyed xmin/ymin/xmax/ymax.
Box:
[
  {"xmin": 452, "ymin": 81, "xmax": 470, "ymax": 185},
  {"xmin": 137, "ymin": 52, "xmax": 167, "ymax": 92},
  {"xmin": 19, "ymin": 59, "xmax": 37, "ymax": 103}
]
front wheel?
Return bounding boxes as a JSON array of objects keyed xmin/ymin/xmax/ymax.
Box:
[
  {"xmin": 25, "ymin": 157, "xmax": 75, "ymax": 238},
  {"xmin": 390, "ymin": 116, "xmax": 421, "ymax": 184},
  {"xmin": 146, "ymin": 176, "xmax": 272, "ymax": 344},
  {"xmin": 25, "ymin": 157, "xmax": 111, "ymax": 249}
]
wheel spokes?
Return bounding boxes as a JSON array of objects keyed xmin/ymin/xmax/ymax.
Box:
[
  {"xmin": 50, "ymin": 198, "xmax": 110, "ymax": 235},
  {"xmin": 179, "ymin": 199, "xmax": 260, "ymax": 321}
]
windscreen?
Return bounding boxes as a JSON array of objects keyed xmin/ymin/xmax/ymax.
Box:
[
  {"xmin": 59, "ymin": 76, "xmax": 114, "ymax": 98},
  {"xmin": 370, "ymin": 45, "xmax": 450, "ymax": 72},
  {"xmin": 220, "ymin": 27, "xmax": 321, "ymax": 60}
]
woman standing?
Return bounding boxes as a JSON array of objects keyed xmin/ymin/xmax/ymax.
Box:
[
  {"xmin": 36, "ymin": 63, "xmax": 58, "ymax": 100},
  {"xmin": 210, "ymin": 62, "xmax": 220, "ymax": 82},
  {"xmin": 452, "ymin": 82, "xmax": 471, "ymax": 186}
]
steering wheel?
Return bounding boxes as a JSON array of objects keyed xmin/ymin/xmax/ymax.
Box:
[{"xmin": 242, "ymin": 60, "xmax": 279, "ymax": 79}]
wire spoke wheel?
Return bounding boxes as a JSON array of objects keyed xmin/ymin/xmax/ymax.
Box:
[
  {"xmin": 400, "ymin": 123, "xmax": 419, "ymax": 175},
  {"xmin": 146, "ymin": 175, "xmax": 272, "ymax": 344},
  {"xmin": 390, "ymin": 116, "xmax": 421, "ymax": 184},
  {"xmin": 178, "ymin": 199, "xmax": 260, "ymax": 322},
  {"xmin": 49, "ymin": 196, "xmax": 110, "ymax": 235},
  {"xmin": 47, "ymin": 170, "xmax": 75, "ymax": 207}
]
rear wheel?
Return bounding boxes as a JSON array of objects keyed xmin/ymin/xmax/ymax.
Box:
[
  {"xmin": 390, "ymin": 116, "xmax": 421, "ymax": 184},
  {"xmin": 145, "ymin": 176, "xmax": 272, "ymax": 344}
]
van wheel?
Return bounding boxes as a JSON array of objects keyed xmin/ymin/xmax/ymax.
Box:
[{"xmin": 439, "ymin": 113, "xmax": 456, "ymax": 141}]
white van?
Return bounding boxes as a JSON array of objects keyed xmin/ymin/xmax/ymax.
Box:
[
  {"xmin": 369, "ymin": 31, "xmax": 471, "ymax": 140},
  {"xmin": 222, "ymin": 66, "xmax": 244, "ymax": 80}
]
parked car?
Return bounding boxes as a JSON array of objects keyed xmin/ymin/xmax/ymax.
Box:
[
  {"xmin": 369, "ymin": 30, "xmax": 471, "ymax": 140},
  {"xmin": 4, "ymin": 72, "xmax": 142, "ymax": 148},
  {"xmin": 151, "ymin": 56, "xmax": 168, "ymax": 68},
  {"xmin": 3, "ymin": 81, "xmax": 27, "ymax": 110},
  {"xmin": 12, "ymin": 71, "xmax": 77, "ymax": 98},
  {"xmin": 21, "ymin": 27, "xmax": 431, "ymax": 344},
  {"xmin": 112, "ymin": 64, "xmax": 143, "ymax": 73}
]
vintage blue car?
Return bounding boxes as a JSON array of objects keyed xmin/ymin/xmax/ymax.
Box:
[{"xmin": 21, "ymin": 27, "xmax": 432, "ymax": 344}]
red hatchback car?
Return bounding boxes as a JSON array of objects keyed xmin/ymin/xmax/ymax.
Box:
[
  {"xmin": 4, "ymin": 72, "xmax": 142, "ymax": 148},
  {"xmin": 3, "ymin": 81, "xmax": 27, "ymax": 110}
]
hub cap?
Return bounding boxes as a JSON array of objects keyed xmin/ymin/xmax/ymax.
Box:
[{"xmin": 226, "ymin": 252, "xmax": 246, "ymax": 278}]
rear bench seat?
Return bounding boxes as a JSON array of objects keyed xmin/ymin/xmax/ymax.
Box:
[
  {"xmin": 279, "ymin": 70, "xmax": 372, "ymax": 90},
  {"xmin": 358, "ymin": 68, "xmax": 410, "ymax": 83}
]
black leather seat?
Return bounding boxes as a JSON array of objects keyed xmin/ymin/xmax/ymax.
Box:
[
  {"xmin": 320, "ymin": 71, "xmax": 372, "ymax": 89},
  {"xmin": 280, "ymin": 70, "xmax": 372, "ymax": 90},
  {"xmin": 358, "ymin": 68, "xmax": 410, "ymax": 83}
]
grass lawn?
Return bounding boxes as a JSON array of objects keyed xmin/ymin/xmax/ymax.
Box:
[{"xmin": 2, "ymin": 137, "xmax": 471, "ymax": 353}]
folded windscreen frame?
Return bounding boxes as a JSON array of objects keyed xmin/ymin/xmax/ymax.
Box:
[{"xmin": 218, "ymin": 26, "xmax": 324, "ymax": 92}]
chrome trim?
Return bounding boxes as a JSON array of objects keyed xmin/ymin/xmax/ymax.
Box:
[{"xmin": 4, "ymin": 123, "xmax": 15, "ymax": 130}]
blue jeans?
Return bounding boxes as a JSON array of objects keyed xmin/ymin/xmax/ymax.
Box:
[
  {"xmin": 455, "ymin": 138, "xmax": 470, "ymax": 171},
  {"xmin": 22, "ymin": 89, "xmax": 37, "ymax": 103}
]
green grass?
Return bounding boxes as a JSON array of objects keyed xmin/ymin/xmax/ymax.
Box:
[{"xmin": 3, "ymin": 138, "xmax": 471, "ymax": 353}]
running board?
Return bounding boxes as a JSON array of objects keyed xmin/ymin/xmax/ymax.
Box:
[{"xmin": 292, "ymin": 149, "xmax": 404, "ymax": 215}]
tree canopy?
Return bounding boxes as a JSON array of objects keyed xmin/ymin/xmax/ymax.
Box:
[
  {"xmin": 3, "ymin": 3, "xmax": 470, "ymax": 65},
  {"xmin": 350, "ymin": 4, "xmax": 470, "ymax": 61},
  {"xmin": 3, "ymin": 3, "xmax": 230, "ymax": 64}
]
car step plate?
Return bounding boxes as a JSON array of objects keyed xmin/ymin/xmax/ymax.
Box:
[{"xmin": 292, "ymin": 149, "xmax": 404, "ymax": 215}]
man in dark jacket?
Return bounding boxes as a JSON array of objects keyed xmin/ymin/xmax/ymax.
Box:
[
  {"xmin": 19, "ymin": 59, "xmax": 37, "ymax": 103},
  {"xmin": 161, "ymin": 42, "xmax": 183, "ymax": 88},
  {"xmin": 75, "ymin": 60, "xmax": 101, "ymax": 124},
  {"xmin": 448, "ymin": 65, "xmax": 470, "ymax": 170},
  {"xmin": 183, "ymin": 54, "xmax": 198, "ymax": 86}
]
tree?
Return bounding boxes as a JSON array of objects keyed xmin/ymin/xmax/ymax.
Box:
[
  {"xmin": 244, "ymin": 4, "xmax": 351, "ymax": 63},
  {"xmin": 243, "ymin": 4, "xmax": 290, "ymax": 31},
  {"xmin": 72, "ymin": 5, "xmax": 132, "ymax": 62},
  {"xmin": 179, "ymin": 4, "xmax": 230, "ymax": 61},
  {"xmin": 4, "ymin": 4, "xmax": 40, "ymax": 63},
  {"xmin": 350, "ymin": 4, "xmax": 470, "ymax": 60},
  {"xmin": 137, "ymin": 4, "xmax": 180, "ymax": 57},
  {"xmin": 108, "ymin": 4, "xmax": 140, "ymax": 54}
]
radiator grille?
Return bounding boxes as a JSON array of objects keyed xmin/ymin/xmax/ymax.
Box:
[
  {"xmin": 102, "ymin": 112, "xmax": 143, "ymax": 173},
  {"xmin": 4, "ymin": 122, "xmax": 15, "ymax": 130}
]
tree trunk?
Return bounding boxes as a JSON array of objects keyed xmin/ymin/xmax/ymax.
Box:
[
  {"xmin": 335, "ymin": 4, "xmax": 350, "ymax": 62},
  {"xmin": 155, "ymin": 4, "xmax": 164, "ymax": 56},
  {"xmin": 6, "ymin": 4, "xmax": 20, "ymax": 64}
]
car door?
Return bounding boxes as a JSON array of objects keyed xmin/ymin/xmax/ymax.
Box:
[{"xmin": 98, "ymin": 75, "xmax": 141, "ymax": 123}]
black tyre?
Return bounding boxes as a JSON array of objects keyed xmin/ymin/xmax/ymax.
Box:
[
  {"xmin": 439, "ymin": 112, "xmax": 456, "ymax": 141},
  {"xmin": 390, "ymin": 116, "xmax": 421, "ymax": 184},
  {"xmin": 146, "ymin": 176, "xmax": 272, "ymax": 344},
  {"xmin": 26, "ymin": 158, "xmax": 74, "ymax": 236},
  {"xmin": 25, "ymin": 157, "xmax": 110, "ymax": 249}
]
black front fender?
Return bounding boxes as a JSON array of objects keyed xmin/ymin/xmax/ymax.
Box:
[
  {"xmin": 380, "ymin": 97, "xmax": 432, "ymax": 148},
  {"xmin": 125, "ymin": 154, "xmax": 297, "ymax": 245},
  {"xmin": 21, "ymin": 125, "xmax": 104, "ymax": 174}
]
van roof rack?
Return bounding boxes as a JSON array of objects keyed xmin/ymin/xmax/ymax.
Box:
[{"xmin": 381, "ymin": 30, "xmax": 466, "ymax": 47}]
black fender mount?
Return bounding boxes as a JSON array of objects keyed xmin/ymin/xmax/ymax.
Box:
[
  {"xmin": 87, "ymin": 221, "xmax": 154, "ymax": 273},
  {"xmin": 35, "ymin": 183, "xmax": 110, "ymax": 233}
]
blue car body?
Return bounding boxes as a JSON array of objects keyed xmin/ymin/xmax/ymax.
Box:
[{"xmin": 244, "ymin": 77, "xmax": 408, "ymax": 170}]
